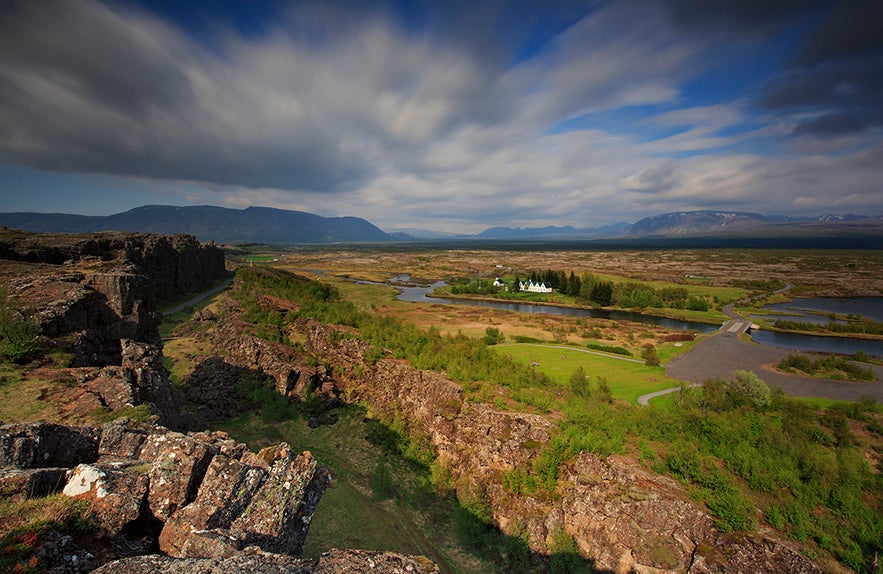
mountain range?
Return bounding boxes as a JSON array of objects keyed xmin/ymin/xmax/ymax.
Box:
[
  {"xmin": 1, "ymin": 206, "xmax": 881, "ymax": 244},
  {"xmin": 0, "ymin": 205, "xmax": 392, "ymax": 244}
]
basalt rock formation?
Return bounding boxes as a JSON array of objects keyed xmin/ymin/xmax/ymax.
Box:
[
  {"xmin": 0, "ymin": 234, "xmax": 441, "ymax": 574},
  {"xmin": 1, "ymin": 230, "xmax": 227, "ymax": 428},
  {"xmin": 1, "ymin": 419, "xmax": 331, "ymax": 571}
]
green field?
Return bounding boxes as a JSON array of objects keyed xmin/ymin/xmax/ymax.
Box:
[{"xmin": 495, "ymin": 343, "xmax": 683, "ymax": 404}]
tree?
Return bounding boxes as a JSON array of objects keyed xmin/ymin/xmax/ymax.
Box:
[
  {"xmin": 567, "ymin": 272, "xmax": 581, "ymax": 297},
  {"xmin": 729, "ymin": 370, "xmax": 771, "ymax": 409},
  {"xmin": 590, "ymin": 282, "xmax": 613, "ymax": 306},
  {"xmin": 641, "ymin": 344, "xmax": 660, "ymax": 366},
  {"xmin": 512, "ymin": 275, "xmax": 521, "ymax": 293},
  {"xmin": 569, "ymin": 367, "xmax": 590, "ymax": 397}
]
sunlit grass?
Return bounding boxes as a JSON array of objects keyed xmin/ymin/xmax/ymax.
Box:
[{"xmin": 496, "ymin": 343, "xmax": 682, "ymax": 404}]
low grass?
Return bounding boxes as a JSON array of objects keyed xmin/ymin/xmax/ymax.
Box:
[
  {"xmin": 496, "ymin": 344, "xmax": 682, "ymax": 404},
  {"xmin": 0, "ymin": 495, "xmax": 92, "ymax": 573},
  {"xmin": 0, "ymin": 365, "xmax": 57, "ymax": 423}
]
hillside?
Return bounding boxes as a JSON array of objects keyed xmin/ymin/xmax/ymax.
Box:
[{"xmin": 0, "ymin": 205, "xmax": 394, "ymax": 244}]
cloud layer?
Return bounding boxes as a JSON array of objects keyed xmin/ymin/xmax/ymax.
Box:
[{"xmin": 0, "ymin": 0, "xmax": 880, "ymax": 231}]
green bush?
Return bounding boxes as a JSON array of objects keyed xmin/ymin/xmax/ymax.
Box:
[{"xmin": 0, "ymin": 287, "xmax": 39, "ymax": 363}]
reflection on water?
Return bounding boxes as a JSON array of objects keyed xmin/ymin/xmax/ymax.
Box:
[
  {"xmin": 750, "ymin": 330, "xmax": 883, "ymax": 357},
  {"xmin": 757, "ymin": 297, "xmax": 883, "ymax": 323}
]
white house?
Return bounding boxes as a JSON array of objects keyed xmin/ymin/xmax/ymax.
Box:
[
  {"xmin": 519, "ymin": 280, "xmax": 553, "ymax": 293},
  {"xmin": 493, "ymin": 278, "xmax": 508, "ymax": 291}
]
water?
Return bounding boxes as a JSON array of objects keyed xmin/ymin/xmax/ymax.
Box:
[
  {"xmin": 755, "ymin": 297, "xmax": 883, "ymax": 324},
  {"xmin": 750, "ymin": 330, "xmax": 883, "ymax": 357},
  {"xmin": 748, "ymin": 296, "xmax": 883, "ymax": 357},
  {"xmin": 391, "ymin": 278, "xmax": 719, "ymax": 333},
  {"xmin": 370, "ymin": 275, "xmax": 883, "ymax": 357}
]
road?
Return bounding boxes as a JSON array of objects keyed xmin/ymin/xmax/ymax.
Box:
[
  {"xmin": 664, "ymin": 284, "xmax": 883, "ymax": 402},
  {"xmin": 161, "ymin": 278, "xmax": 232, "ymax": 315}
]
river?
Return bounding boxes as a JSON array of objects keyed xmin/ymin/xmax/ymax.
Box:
[
  {"xmin": 386, "ymin": 276, "xmax": 883, "ymax": 357},
  {"xmin": 388, "ymin": 278, "xmax": 719, "ymax": 332}
]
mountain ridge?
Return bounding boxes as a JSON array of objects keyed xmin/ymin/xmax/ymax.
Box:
[
  {"xmin": 2, "ymin": 206, "xmax": 881, "ymax": 243},
  {"xmin": 0, "ymin": 205, "xmax": 393, "ymax": 244}
]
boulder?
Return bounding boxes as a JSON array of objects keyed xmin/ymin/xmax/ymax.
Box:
[
  {"xmin": 0, "ymin": 467, "xmax": 68, "ymax": 501},
  {"xmin": 62, "ymin": 463, "xmax": 149, "ymax": 536},
  {"xmin": 158, "ymin": 454, "xmax": 267, "ymax": 558},
  {"xmin": 230, "ymin": 449, "xmax": 332, "ymax": 555},
  {"xmin": 91, "ymin": 547, "xmax": 438, "ymax": 574},
  {"xmin": 98, "ymin": 419, "xmax": 150, "ymax": 460},
  {"xmin": 139, "ymin": 432, "xmax": 217, "ymax": 521}
]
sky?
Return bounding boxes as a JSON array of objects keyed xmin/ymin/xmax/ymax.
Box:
[{"xmin": 0, "ymin": 0, "xmax": 881, "ymax": 234}]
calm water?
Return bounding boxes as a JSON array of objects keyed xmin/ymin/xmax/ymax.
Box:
[
  {"xmin": 750, "ymin": 330, "xmax": 883, "ymax": 357},
  {"xmin": 754, "ymin": 297, "xmax": 883, "ymax": 324},
  {"xmin": 391, "ymin": 278, "xmax": 719, "ymax": 333},
  {"xmin": 748, "ymin": 296, "xmax": 883, "ymax": 357}
]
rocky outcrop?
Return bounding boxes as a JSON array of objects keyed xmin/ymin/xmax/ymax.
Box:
[
  {"xmin": 290, "ymin": 316, "xmax": 822, "ymax": 574},
  {"xmin": 0, "ymin": 420, "xmax": 332, "ymax": 570},
  {"xmin": 209, "ymin": 302, "xmax": 336, "ymax": 405},
  {"xmin": 3, "ymin": 230, "xmax": 226, "ymax": 366},
  {"xmin": 92, "ymin": 547, "xmax": 439, "ymax": 574}
]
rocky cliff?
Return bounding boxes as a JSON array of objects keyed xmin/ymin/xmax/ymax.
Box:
[
  {"xmin": 254, "ymin": 314, "xmax": 820, "ymax": 574},
  {"xmin": 1, "ymin": 230, "xmax": 228, "ymax": 427},
  {"xmin": 0, "ymin": 234, "xmax": 440, "ymax": 574}
]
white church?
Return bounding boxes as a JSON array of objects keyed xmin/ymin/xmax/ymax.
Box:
[{"xmin": 493, "ymin": 278, "xmax": 554, "ymax": 293}]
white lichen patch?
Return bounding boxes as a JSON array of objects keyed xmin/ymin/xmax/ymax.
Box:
[{"xmin": 63, "ymin": 464, "xmax": 109, "ymax": 498}]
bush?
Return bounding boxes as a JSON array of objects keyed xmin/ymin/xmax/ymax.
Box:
[
  {"xmin": 0, "ymin": 287, "xmax": 39, "ymax": 363},
  {"xmin": 641, "ymin": 344, "xmax": 660, "ymax": 366},
  {"xmin": 730, "ymin": 371, "xmax": 771, "ymax": 409}
]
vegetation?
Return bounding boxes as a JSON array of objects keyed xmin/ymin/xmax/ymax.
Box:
[
  {"xmin": 773, "ymin": 318, "xmax": 883, "ymax": 336},
  {"xmin": 0, "ymin": 495, "xmax": 92, "ymax": 573},
  {"xmin": 778, "ymin": 353, "xmax": 877, "ymax": 382},
  {"xmin": 223, "ymin": 266, "xmax": 883, "ymax": 571},
  {"xmin": 0, "ymin": 286, "xmax": 39, "ymax": 363}
]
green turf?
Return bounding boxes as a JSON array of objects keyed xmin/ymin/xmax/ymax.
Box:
[{"xmin": 495, "ymin": 343, "xmax": 683, "ymax": 404}]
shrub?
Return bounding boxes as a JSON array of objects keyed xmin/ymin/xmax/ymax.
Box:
[
  {"xmin": 0, "ymin": 287, "xmax": 39, "ymax": 363},
  {"xmin": 730, "ymin": 371, "xmax": 771, "ymax": 409},
  {"xmin": 641, "ymin": 344, "xmax": 660, "ymax": 366}
]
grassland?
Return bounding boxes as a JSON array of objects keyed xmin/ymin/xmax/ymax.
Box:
[{"xmin": 495, "ymin": 343, "xmax": 682, "ymax": 404}]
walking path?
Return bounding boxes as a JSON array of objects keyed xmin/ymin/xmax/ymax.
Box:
[{"xmin": 161, "ymin": 278, "xmax": 232, "ymax": 315}]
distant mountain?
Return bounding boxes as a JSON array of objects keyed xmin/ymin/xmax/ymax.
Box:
[
  {"xmin": 384, "ymin": 227, "xmax": 470, "ymax": 240},
  {"xmin": 475, "ymin": 222, "xmax": 630, "ymax": 239},
  {"xmin": 0, "ymin": 205, "xmax": 394, "ymax": 244},
  {"xmin": 629, "ymin": 211, "xmax": 883, "ymax": 237}
]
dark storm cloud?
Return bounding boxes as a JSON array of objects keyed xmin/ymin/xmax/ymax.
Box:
[
  {"xmin": 662, "ymin": 0, "xmax": 824, "ymax": 35},
  {"xmin": 0, "ymin": 0, "xmax": 376, "ymax": 191},
  {"xmin": 760, "ymin": 1, "xmax": 883, "ymax": 138}
]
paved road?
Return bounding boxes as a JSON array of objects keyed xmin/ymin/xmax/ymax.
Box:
[
  {"xmin": 161, "ymin": 278, "xmax": 232, "ymax": 315},
  {"xmin": 665, "ymin": 319, "xmax": 883, "ymax": 403}
]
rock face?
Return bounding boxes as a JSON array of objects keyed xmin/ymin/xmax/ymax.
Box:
[
  {"xmin": 284, "ymin": 316, "xmax": 822, "ymax": 574},
  {"xmin": 0, "ymin": 230, "xmax": 225, "ymax": 429},
  {"xmin": 3, "ymin": 230, "xmax": 226, "ymax": 366},
  {"xmin": 0, "ymin": 420, "xmax": 332, "ymax": 569}
]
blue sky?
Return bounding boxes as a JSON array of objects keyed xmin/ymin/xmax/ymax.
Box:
[{"xmin": 0, "ymin": 0, "xmax": 880, "ymax": 233}]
